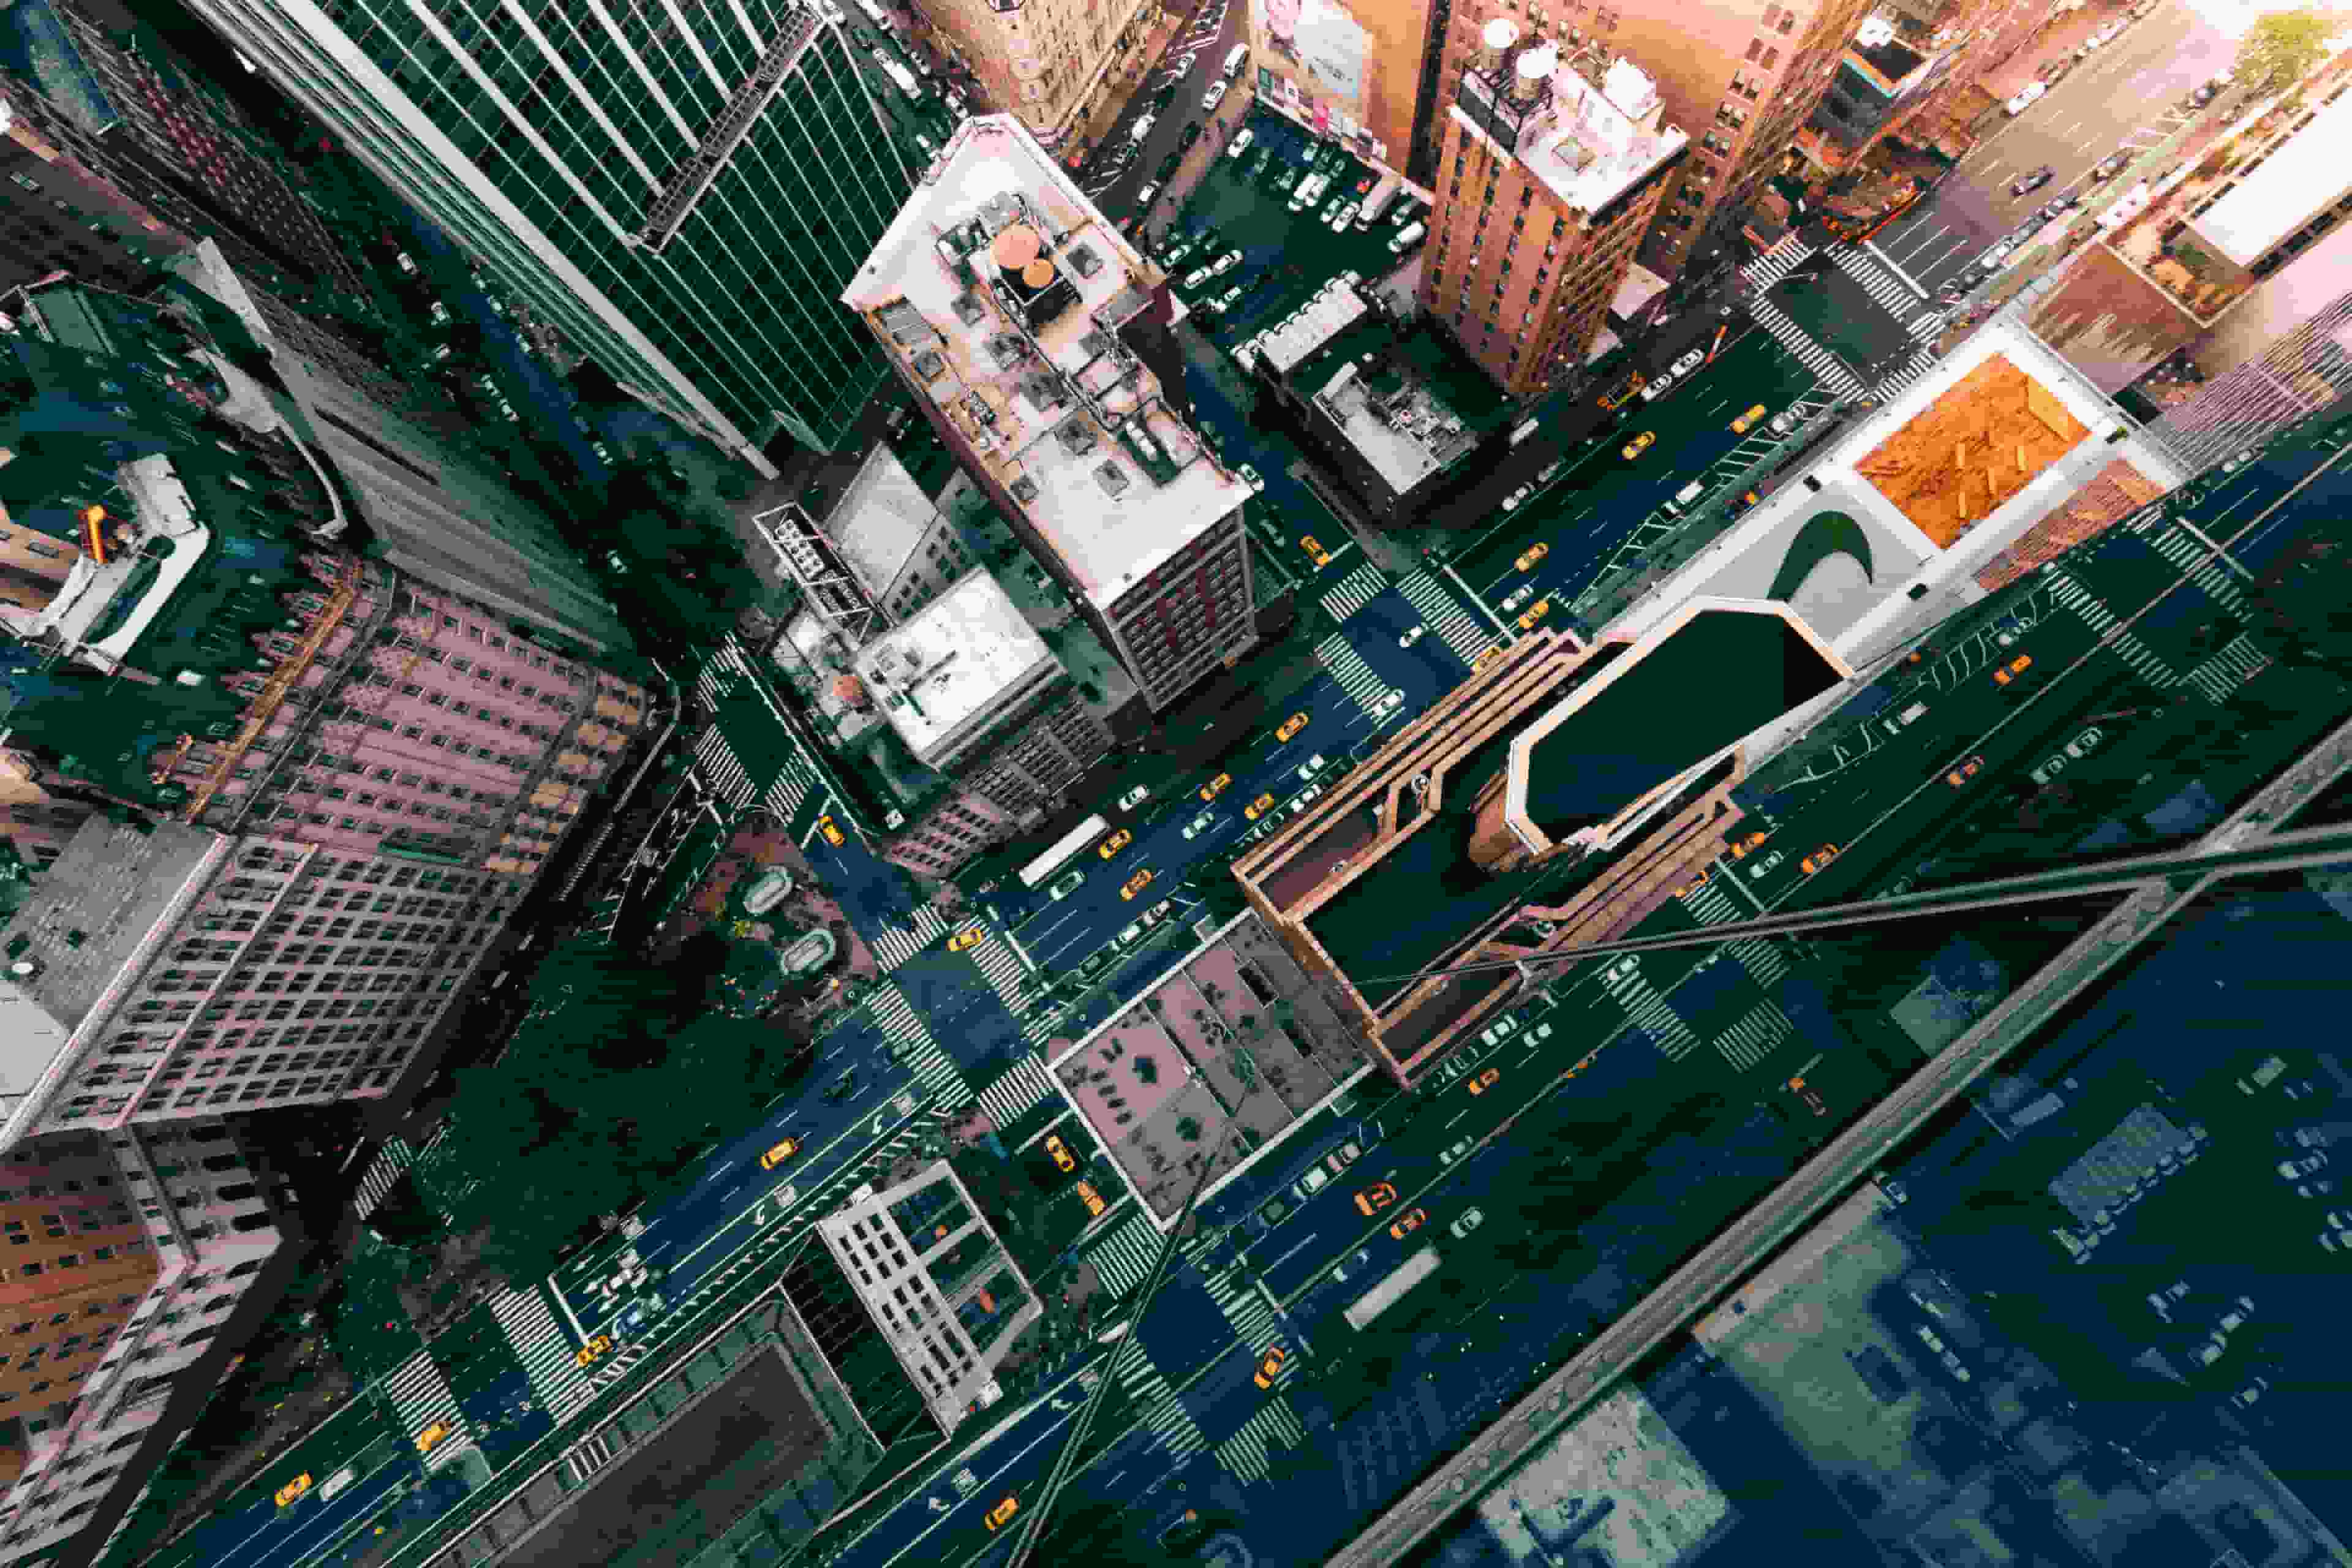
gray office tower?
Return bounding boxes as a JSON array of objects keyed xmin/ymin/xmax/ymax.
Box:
[{"xmin": 179, "ymin": 0, "xmax": 929, "ymax": 468}]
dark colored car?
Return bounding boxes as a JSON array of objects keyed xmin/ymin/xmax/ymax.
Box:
[
  {"xmin": 1158, "ymin": 151, "xmax": 1182, "ymax": 180},
  {"xmin": 2009, "ymin": 165, "xmax": 2055, "ymax": 197},
  {"xmin": 2090, "ymin": 151, "xmax": 2130, "ymax": 181},
  {"xmin": 1180, "ymin": 123, "xmax": 1202, "ymax": 151}
]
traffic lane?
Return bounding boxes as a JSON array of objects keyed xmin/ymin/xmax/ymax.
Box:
[
  {"xmin": 1102, "ymin": 0, "xmax": 1242, "ymax": 219},
  {"xmin": 252, "ymin": 1454, "xmax": 412, "ymax": 1568},
  {"xmin": 1337, "ymin": 590, "xmax": 1469, "ymax": 700},
  {"xmin": 851, "ymin": 1366, "xmax": 1100, "ymax": 1568}
]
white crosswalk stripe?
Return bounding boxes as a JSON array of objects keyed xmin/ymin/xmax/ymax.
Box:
[
  {"xmin": 1874, "ymin": 347, "xmax": 1940, "ymax": 400},
  {"xmin": 489, "ymin": 1286, "xmax": 595, "ymax": 1425},
  {"xmin": 869, "ymin": 905, "xmax": 949, "ymax": 970},
  {"xmin": 870, "ymin": 984, "xmax": 967, "ymax": 1099},
  {"xmin": 1907, "ymin": 308, "xmax": 1950, "ymax": 339},
  {"xmin": 382, "ymin": 1349, "xmax": 466, "ymax": 1469},
  {"xmin": 975, "ymin": 1054, "xmax": 1057, "ymax": 1128},
  {"xmin": 1316, "ymin": 633, "xmax": 1398, "ymax": 721},
  {"xmin": 2180, "ymin": 633, "xmax": 2271, "ymax": 704},
  {"xmin": 1831, "ymin": 244, "xmax": 1924, "ymax": 320},
  {"xmin": 1086, "ymin": 1211, "xmax": 1163, "ymax": 1298},
  {"xmin": 1680, "ymin": 881, "xmax": 1744, "ymax": 927},
  {"xmin": 2047, "ymin": 575, "xmax": 2174, "ymax": 684},
  {"xmin": 1202, "ymin": 1264, "xmax": 1280, "ymax": 1349},
  {"xmin": 691, "ymin": 726, "xmax": 758, "ymax": 808},
  {"xmin": 1741, "ymin": 235, "xmax": 1815, "ymax": 290},
  {"xmin": 1714, "ymin": 999, "xmax": 1790, "ymax": 1074},
  {"xmin": 1318, "ymin": 561, "xmax": 1390, "ymax": 623},
  {"xmin": 1113, "ymin": 1345, "xmax": 1210, "ymax": 1460},
  {"xmin": 1615, "ymin": 979, "xmax": 1701, "ymax": 1062},
  {"xmin": 1725, "ymin": 936, "xmax": 1790, "ymax": 988},
  {"xmin": 353, "ymin": 1137, "xmax": 415, "ymax": 1220},
  {"xmin": 762, "ymin": 760, "xmax": 815, "ymax": 824},
  {"xmin": 2147, "ymin": 526, "xmax": 2247, "ymax": 611},
  {"xmin": 967, "ymin": 932, "xmax": 1031, "ymax": 1015},
  {"xmin": 1749, "ymin": 298, "xmax": 1865, "ymax": 397},
  {"xmin": 1396, "ymin": 569, "xmax": 1493, "ymax": 666},
  {"xmin": 1215, "ymin": 1403, "xmax": 1297, "ymax": 1485}
]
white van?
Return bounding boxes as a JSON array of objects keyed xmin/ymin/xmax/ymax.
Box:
[
  {"xmin": 1389, "ymin": 221, "xmax": 1425, "ymax": 254},
  {"xmin": 1130, "ymin": 112, "xmax": 1156, "ymax": 141},
  {"xmin": 1203, "ymin": 78, "xmax": 1231, "ymax": 112},
  {"xmin": 1663, "ymin": 478, "xmax": 1705, "ymax": 514},
  {"xmin": 1223, "ymin": 43, "xmax": 1249, "ymax": 78}
]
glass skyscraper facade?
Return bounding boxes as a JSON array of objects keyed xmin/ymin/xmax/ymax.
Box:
[{"xmin": 177, "ymin": 0, "xmax": 936, "ymax": 466}]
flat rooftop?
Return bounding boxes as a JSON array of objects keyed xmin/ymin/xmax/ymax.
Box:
[
  {"xmin": 1852, "ymin": 353, "xmax": 2091, "ymax": 547},
  {"xmin": 1456, "ymin": 42, "xmax": 1687, "ymax": 219},
  {"xmin": 824, "ymin": 443, "xmax": 940, "ymax": 602},
  {"xmin": 1298, "ymin": 312, "xmax": 1487, "ymax": 497},
  {"xmin": 2187, "ymin": 87, "xmax": 2352, "ymax": 266},
  {"xmin": 852, "ymin": 569, "xmax": 1061, "ymax": 766},
  {"xmin": 843, "ymin": 116, "xmax": 1249, "ymax": 610}
]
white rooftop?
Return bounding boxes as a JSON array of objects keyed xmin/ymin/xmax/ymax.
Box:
[
  {"xmin": 825, "ymin": 443, "xmax": 938, "ymax": 601},
  {"xmin": 1458, "ymin": 48, "xmax": 1687, "ymax": 218},
  {"xmin": 1256, "ymin": 280, "xmax": 1371, "ymax": 375},
  {"xmin": 2187, "ymin": 87, "xmax": 2352, "ymax": 266},
  {"xmin": 851, "ymin": 568, "xmax": 1062, "ymax": 765},
  {"xmin": 843, "ymin": 116, "xmax": 1250, "ymax": 611}
]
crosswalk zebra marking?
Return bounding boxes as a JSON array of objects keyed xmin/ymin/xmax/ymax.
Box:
[
  {"xmin": 1742, "ymin": 235, "xmax": 1816, "ymax": 291},
  {"xmin": 1086, "ymin": 1212, "xmax": 1162, "ymax": 1298},
  {"xmin": 382, "ymin": 1349, "xmax": 466, "ymax": 1469},
  {"xmin": 1203, "ymin": 1265, "xmax": 1280, "ymax": 1350},
  {"xmin": 1833, "ymin": 244, "xmax": 1927, "ymax": 320},
  {"xmin": 968, "ymin": 935, "xmax": 1031, "ymax": 1016},
  {"xmin": 1749, "ymin": 300, "xmax": 1865, "ymax": 398},
  {"xmin": 1714, "ymin": 999, "xmax": 1790, "ymax": 1074},
  {"xmin": 1319, "ymin": 562, "xmax": 1390, "ymax": 624},
  {"xmin": 870, "ymin": 984, "xmax": 967, "ymax": 1100},
  {"xmin": 1396, "ymin": 570, "xmax": 1492, "ymax": 666},
  {"xmin": 1316, "ymin": 634, "xmax": 1398, "ymax": 722},
  {"xmin": 870, "ymin": 906, "xmax": 949, "ymax": 970},
  {"xmin": 691, "ymin": 726, "xmax": 757, "ymax": 808},
  {"xmin": 975, "ymin": 1055, "xmax": 1057, "ymax": 1128},
  {"xmin": 490, "ymin": 1286, "xmax": 595, "ymax": 1425}
]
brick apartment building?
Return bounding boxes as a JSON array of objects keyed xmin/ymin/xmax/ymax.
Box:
[{"xmin": 1420, "ymin": 28, "xmax": 1687, "ymax": 396}]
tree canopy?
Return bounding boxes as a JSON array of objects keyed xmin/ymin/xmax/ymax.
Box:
[{"xmin": 2234, "ymin": 9, "xmax": 2331, "ymax": 92}]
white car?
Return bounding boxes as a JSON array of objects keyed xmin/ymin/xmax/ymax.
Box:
[
  {"xmin": 1118, "ymin": 784, "xmax": 1151, "ymax": 809},
  {"xmin": 1130, "ymin": 111, "xmax": 1157, "ymax": 141},
  {"xmin": 2064, "ymin": 726, "xmax": 2104, "ymax": 759},
  {"xmin": 1439, "ymin": 1136, "xmax": 1476, "ymax": 1166},
  {"xmin": 1237, "ymin": 462, "xmax": 1265, "ymax": 492},
  {"xmin": 1638, "ymin": 370, "xmax": 1675, "ymax": 401},
  {"xmin": 1227, "ymin": 129, "xmax": 1255, "ymax": 160},
  {"xmin": 1184, "ymin": 265, "xmax": 1215, "ymax": 289},
  {"xmin": 1400, "ymin": 625, "xmax": 1427, "ymax": 649},
  {"xmin": 1327, "ymin": 202, "xmax": 1359, "ymax": 232},
  {"xmin": 1376, "ymin": 690, "xmax": 1406, "ymax": 714},
  {"xmin": 1669, "ymin": 348, "xmax": 1705, "ymax": 377},
  {"xmin": 1297, "ymin": 753, "xmax": 1327, "ymax": 780},
  {"xmin": 1213, "ymin": 249, "xmax": 1243, "ymax": 275},
  {"xmin": 1183, "ymin": 811, "xmax": 1214, "ymax": 840},
  {"xmin": 1135, "ymin": 181, "xmax": 1161, "ymax": 207},
  {"xmin": 1501, "ymin": 483, "xmax": 1534, "ymax": 511},
  {"xmin": 2005, "ymin": 81, "xmax": 2047, "ymax": 115},
  {"xmin": 1212, "ymin": 284, "xmax": 1245, "ymax": 313},
  {"xmin": 1448, "ymin": 1207, "xmax": 1485, "ymax": 1239}
]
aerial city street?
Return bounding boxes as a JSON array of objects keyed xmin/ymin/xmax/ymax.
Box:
[{"xmin": 0, "ymin": 0, "xmax": 2348, "ymax": 1565}]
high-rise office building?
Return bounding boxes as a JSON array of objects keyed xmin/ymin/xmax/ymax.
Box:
[
  {"xmin": 0, "ymin": 275, "xmax": 654, "ymax": 1147},
  {"xmin": 846, "ymin": 116, "xmax": 1259, "ymax": 712},
  {"xmin": 1419, "ymin": 31, "xmax": 1687, "ymax": 397},
  {"xmin": 0, "ymin": 1121, "xmax": 287, "ymax": 1568},
  {"xmin": 1428, "ymin": 0, "xmax": 1872, "ymax": 284},
  {"xmin": 175, "ymin": 0, "xmax": 929, "ymax": 466}
]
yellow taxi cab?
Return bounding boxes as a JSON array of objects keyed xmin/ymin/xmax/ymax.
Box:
[
  {"xmin": 1730, "ymin": 402, "xmax": 1769, "ymax": 433},
  {"xmin": 1074, "ymin": 1179, "xmax": 1107, "ymax": 1217},
  {"xmin": 573, "ymin": 1335, "xmax": 611, "ymax": 1368},
  {"xmin": 1389, "ymin": 1207, "xmax": 1427, "ymax": 1240},
  {"xmin": 816, "ymin": 815, "xmax": 845, "ymax": 847},
  {"xmin": 1727, "ymin": 830, "xmax": 1769, "ymax": 859},
  {"xmin": 1354, "ymin": 1181, "xmax": 1398, "ymax": 1216},
  {"xmin": 1200, "ymin": 772, "xmax": 1232, "ymax": 802},
  {"xmin": 1044, "ymin": 1133, "xmax": 1077, "ymax": 1173},
  {"xmin": 1517, "ymin": 598, "xmax": 1550, "ymax": 631},
  {"xmin": 948, "ymin": 925, "xmax": 986, "ymax": 952},
  {"xmin": 1621, "ymin": 431, "xmax": 1656, "ymax": 460},
  {"xmin": 760, "ymin": 1136, "xmax": 801, "ymax": 1170},
  {"xmin": 1515, "ymin": 543, "xmax": 1549, "ymax": 571},
  {"xmin": 416, "ymin": 1422, "xmax": 453, "ymax": 1455},
  {"xmin": 1301, "ymin": 536, "xmax": 1332, "ymax": 567},
  {"xmin": 1244, "ymin": 792, "xmax": 1276, "ymax": 820},
  {"xmin": 1253, "ymin": 1346, "xmax": 1288, "ymax": 1390},
  {"xmin": 1945, "ymin": 755, "xmax": 1983, "ymax": 788},
  {"xmin": 1467, "ymin": 1066, "xmax": 1501, "ymax": 1095},
  {"xmin": 985, "ymin": 1495, "xmax": 1021, "ymax": 1532},
  {"xmin": 1992, "ymin": 653, "xmax": 2032, "ymax": 686},
  {"xmin": 1800, "ymin": 843, "xmax": 1841, "ymax": 875},
  {"xmin": 1678, "ymin": 865, "xmax": 1712, "ymax": 898},
  {"xmin": 1120, "ymin": 868, "xmax": 1155, "ymax": 900},
  {"xmin": 1276, "ymin": 711, "xmax": 1309, "ymax": 742},
  {"xmin": 1472, "ymin": 644, "xmax": 1506, "ymax": 674},
  {"xmin": 1098, "ymin": 827, "xmax": 1133, "ymax": 859},
  {"xmin": 274, "ymin": 1474, "xmax": 314, "ymax": 1509}
]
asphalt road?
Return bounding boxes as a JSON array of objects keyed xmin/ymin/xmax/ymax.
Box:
[
  {"xmin": 1869, "ymin": 0, "xmax": 2234, "ymax": 293},
  {"xmin": 1086, "ymin": 0, "xmax": 1243, "ymax": 221}
]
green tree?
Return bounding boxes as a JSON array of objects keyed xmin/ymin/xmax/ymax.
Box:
[{"xmin": 2234, "ymin": 8, "xmax": 2331, "ymax": 92}]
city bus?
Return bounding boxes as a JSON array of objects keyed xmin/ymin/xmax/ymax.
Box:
[
  {"xmin": 1343, "ymin": 1245, "xmax": 1440, "ymax": 1330},
  {"xmin": 1018, "ymin": 813, "xmax": 1110, "ymax": 889}
]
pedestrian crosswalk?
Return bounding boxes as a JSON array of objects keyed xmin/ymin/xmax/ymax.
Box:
[
  {"xmin": 1907, "ymin": 308, "xmax": 1949, "ymax": 339},
  {"xmin": 692, "ymin": 725, "xmax": 758, "ymax": 808},
  {"xmin": 1617, "ymin": 979, "xmax": 1702, "ymax": 1063},
  {"xmin": 1396, "ymin": 569, "xmax": 1493, "ymax": 666},
  {"xmin": 967, "ymin": 930, "xmax": 1031, "ymax": 1016},
  {"xmin": 1215, "ymin": 1400, "xmax": 1304, "ymax": 1485},
  {"xmin": 763, "ymin": 757, "xmax": 816, "ymax": 826},
  {"xmin": 974, "ymin": 1053, "xmax": 1057, "ymax": 1129},
  {"xmin": 381, "ymin": 1349, "xmax": 466, "ymax": 1470},
  {"xmin": 1875, "ymin": 347, "xmax": 1940, "ymax": 401},
  {"xmin": 1202, "ymin": 1262, "xmax": 1281, "ymax": 1351},
  {"xmin": 1319, "ymin": 561, "xmax": 1390, "ymax": 623},
  {"xmin": 490, "ymin": 1286, "xmax": 595, "ymax": 1426},
  {"xmin": 2046, "ymin": 573, "xmax": 2174, "ymax": 684},
  {"xmin": 1085, "ymin": 1210, "xmax": 1163, "ymax": 1298},
  {"xmin": 2180, "ymin": 633, "xmax": 2271, "ymax": 704},
  {"xmin": 1749, "ymin": 299, "xmax": 1865, "ymax": 398},
  {"xmin": 1724, "ymin": 935, "xmax": 1790, "ymax": 989},
  {"xmin": 353, "ymin": 1137, "xmax": 415, "ymax": 1221},
  {"xmin": 870, "ymin": 905, "xmax": 949, "ymax": 970},
  {"xmin": 1832, "ymin": 244, "xmax": 1924, "ymax": 319},
  {"xmin": 1681, "ymin": 881, "xmax": 1745, "ymax": 927},
  {"xmin": 871, "ymin": 983, "xmax": 967, "ymax": 1101},
  {"xmin": 1714, "ymin": 998, "xmax": 1791, "ymax": 1074},
  {"xmin": 2147, "ymin": 524, "xmax": 2248, "ymax": 612},
  {"xmin": 1316, "ymin": 633, "xmax": 1399, "ymax": 722},
  {"xmin": 1743, "ymin": 235, "xmax": 1816, "ymax": 291},
  {"xmin": 1111, "ymin": 1343, "xmax": 1210, "ymax": 1461}
]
